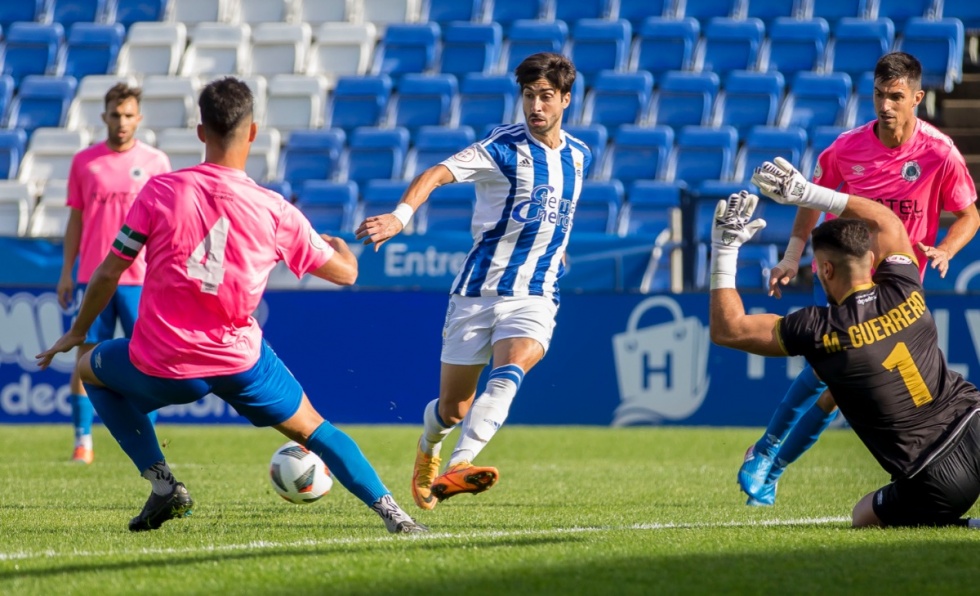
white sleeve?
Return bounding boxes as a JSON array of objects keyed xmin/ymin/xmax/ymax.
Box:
[{"xmin": 440, "ymin": 142, "xmax": 501, "ymax": 184}]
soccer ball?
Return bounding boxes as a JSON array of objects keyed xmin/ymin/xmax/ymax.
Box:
[{"xmin": 269, "ymin": 441, "xmax": 333, "ymax": 504}]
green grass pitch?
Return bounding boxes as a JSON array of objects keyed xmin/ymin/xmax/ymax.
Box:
[{"xmin": 2, "ymin": 424, "xmax": 979, "ymax": 595}]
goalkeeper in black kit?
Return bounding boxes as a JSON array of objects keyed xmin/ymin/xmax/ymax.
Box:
[{"xmin": 709, "ymin": 157, "xmax": 980, "ymax": 528}]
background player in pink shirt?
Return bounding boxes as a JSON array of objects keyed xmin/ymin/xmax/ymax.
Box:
[
  {"xmin": 57, "ymin": 83, "xmax": 171, "ymax": 465},
  {"xmin": 738, "ymin": 52, "xmax": 980, "ymax": 506},
  {"xmin": 37, "ymin": 78, "xmax": 427, "ymax": 534}
]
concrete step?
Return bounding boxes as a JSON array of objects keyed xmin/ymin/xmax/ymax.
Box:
[
  {"xmin": 942, "ymin": 127, "xmax": 980, "ymax": 154},
  {"xmin": 939, "ymin": 99, "xmax": 980, "ymax": 130},
  {"xmin": 965, "ymin": 156, "xmax": 980, "ymax": 188},
  {"xmin": 941, "ymin": 73, "xmax": 980, "ymax": 100}
]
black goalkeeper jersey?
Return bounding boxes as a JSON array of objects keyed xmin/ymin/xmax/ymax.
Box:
[{"xmin": 779, "ymin": 254, "xmax": 980, "ymax": 479}]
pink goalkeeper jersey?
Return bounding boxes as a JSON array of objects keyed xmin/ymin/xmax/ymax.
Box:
[
  {"xmin": 66, "ymin": 140, "xmax": 171, "ymax": 284},
  {"xmin": 111, "ymin": 162, "xmax": 334, "ymax": 379},
  {"xmin": 814, "ymin": 120, "xmax": 977, "ymax": 277}
]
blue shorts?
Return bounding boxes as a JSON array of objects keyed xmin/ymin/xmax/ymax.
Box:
[
  {"xmin": 89, "ymin": 339, "xmax": 304, "ymax": 427},
  {"xmin": 77, "ymin": 284, "xmax": 142, "ymax": 344}
]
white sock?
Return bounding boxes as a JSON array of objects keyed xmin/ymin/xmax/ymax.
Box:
[
  {"xmin": 449, "ymin": 364, "xmax": 524, "ymax": 466},
  {"xmin": 142, "ymin": 461, "xmax": 178, "ymax": 496},
  {"xmin": 419, "ymin": 399, "xmax": 454, "ymax": 456},
  {"xmin": 76, "ymin": 434, "xmax": 93, "ymax": 450}
]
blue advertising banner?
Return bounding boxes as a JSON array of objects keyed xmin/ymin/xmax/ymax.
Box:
[{"xmin": 3, "ymin": 288, "xmax": 980, "ymax": 427}]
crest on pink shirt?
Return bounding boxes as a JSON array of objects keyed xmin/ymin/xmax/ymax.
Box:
[{"xmin": 901, "ymin": 161, "xmax": 921, "ymax": 182}]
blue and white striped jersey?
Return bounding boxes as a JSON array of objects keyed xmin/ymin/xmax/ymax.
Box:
[{"xmin": 440, "ymin": 123, "xmax": 592, "ymax": 303}]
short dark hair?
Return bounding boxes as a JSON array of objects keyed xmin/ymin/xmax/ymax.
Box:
[
  {"xmin": 104, "ymin": 83, "xmax": 141, "ymax": 109},
  {"xmin": 811, "ymin": 218, "xmax": 872, "ymax": 261},
  {"xmin": 514, "ymin": 52, "xmax": 576, "ymax": 95},
  {"xmin": 198, "ymin": 77, "xmax": 254, "ymax": 140},
  {"xmin": 874, "ymin": 52, "xmax": 922, "ymax": 90}
]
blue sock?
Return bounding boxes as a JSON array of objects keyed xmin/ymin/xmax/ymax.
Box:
[
  {"xmin": 70, "ymin": 393, "xmax": 93, "ymax": 439},
  {"xmin": 754, "ymin": 365, "xmax": 827, "ymax": 459},
  {"xmin": 768, "ymin": 404, "xmax": 839, "ymax": 483},
  {"xmin": 306, "ymin": 421, "xmax": 390, "ymax": 507},
  {"xmin": 83, "ymin": 382, "xmax": 163, "ymax": 473}
]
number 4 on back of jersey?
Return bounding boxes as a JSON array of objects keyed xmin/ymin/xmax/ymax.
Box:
[{"xmin": 185, "ymin": 216, "xmax": 229, "ymax": 295}]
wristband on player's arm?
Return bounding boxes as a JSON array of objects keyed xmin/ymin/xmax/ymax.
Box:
[
  {"xmin": 392, "ymin": 203, "xmax": 414, "ymax": 227},
  {"xmin": 709, "ymin": 244, "xmax": 738, "ymax": 290}
]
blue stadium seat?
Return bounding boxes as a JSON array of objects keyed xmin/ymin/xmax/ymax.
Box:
[
  {"xmin": 279, "ymin": 129, "xmax": 347, "ymax": 188},
  {"xmin": 699, "ymin": 17, "xmax": 766, "ymax": 76},
  {"xmin": 405, "ymin": 125, "xmax": 474, "ymax": 178},
  {"xmin": 52, "ymin": 0, "xmax": 107, "ymax": 29},
  {"xmin": 619, "ymin": 0, "xmax": 672, "ymax": 31},
  {"xmin": 745, "ymin": 0, "xmax": 802, "ymax": 27},
  {"xmin": 0, "ymin": 0, "xmax": 47, "ymax": 30},
  {"xmin": 618, "ymin": 179, "xmax": 680, "ymax": 237},
  {"xmin": 373, "ymin": 23, "xmax": 441, "ymax": 80},
  {"xmin": 440, "ymin": 23, "xmax": 502, "ymax": 78},
  {"xmin": 811, "ymin": 0, "xmax": 872, "ymax": 29},
  {"xmin": 941, "ymin": 0, "xmax": 980, "ymax": 32},
  {"xmin": 295, "ymin": 180, "xmax": 358, "ymax": 234},
  {"xmin": 359, "ymin": 179, "xmax": 411, "ymax": 222},
  {"xmin": 502, "ymin": 20, "xmax": 568, "ymax": 73},
  {"xmin": 260, "ymin": 179, "xmax": 293, "ymax": 201},
  {"xmin": 828, "ymin": 18, "xmax": 895, "ymax": 83},
  {"xmin": 897, "ymin": 18, "xmax": 964, "ymax": 92},
  {"xmin": 778, "ymin": 71, "xmax": 852, "ymax": 133},
  {"xmin": 424, "ymin": 0, "xmax": 486, "ymax": 27},
  {"xmin": 6, "ymin": 75, "xmax": 77, "ymax": 137},
  {"xmin": 733, "ymin": 125, "xmax": 807, "ymax": 182},
  {"xmin": 419, "ymin": 182, "xmax": 476, "ymax": 234},
  {"xmin": 603, "ymin": 124, "xmax": 674, "ymax": 186},
  {"xmin": 847, "ymin": 71, "xmax": 876, "ymax": 127},
  {"xmin": 555, "ymin": 0, "xmax": 614, "ymax": 24},
  {"xmin": 583, "ymin": 71, "xmax": 653, "ymax": 130},
  {"xmin": 108, "ymin": 0, "xmax": 170, "ymax": 30},
  {"xmin": 675, "ymin": 0, "xmax": 744, "ymax": 20},
  {"xmin": 570, "ymin": 19, "xmax": 632, "ymax": 79},
  {"xmin": 64, "ymin": 23, "xmax": 126, "ymax": 80},
  {"xmin": 391, "ymin": 74, "xmax": 457, "ymax": 134},
  {"xmin": 346, "ymin": 127, "xmax": 410, "ymax": 188},
  {"xmin": 667, "ymin": 125, "xmax": 738, "ymax": 188},
  {"xmin": 714, "ymin": 70, "xmax": 784, "ymax": 137},
  {"xmin": 457, "ymin": 73, "xmax": 518, "ymax": 130},
  {"xmin": 574, "ymin": 180, "xmax": 622, "ymax": 234},
  {"xmin": 877, "ymin": 0, "xmax": 936, "ymax": 32},
  {"xmin": 2, "ymin": 23, "xmax": 66, "ymax": 88},
  {"xmin": 630, "ymin": 17, "xmax": 700, "ymax": 77},
  {"xmin": 0, "ymin": 128, "xmax": 27, "ymax": 179},
  {"xmin": 733, "ymin": 243, "xmax": 780, "ymax": 290},
  {"xmin": 327, "ymin": 75, "xmax": 393, "ymax": 133},
  {"xmin": 563, "ymin": 124, "xmax": 608, "ymax": 177},
  {"xmin": 564, "ymin": 75, "xmax": 585, "ymax": 125},
  {"xmin": 764, "ymin": 17, "xmax": 828, "ymax": 78},
  {"xmin": 490, "ymin": 0, "xmax": 552, "ymax": 34},
  {"xmin": 751, "ymin": 199, "xmax": 801, "ymax": 245},
  {"xmin": 0, "ymin": 74, "xmax": 13, "ymax": 127},
  {"xmin": 801, "ymin": 125, "xmax": 844, "ymax": 178},
  {"xmin": 648, "ymin": 71, "xmax": 720, "ymax": 129}
]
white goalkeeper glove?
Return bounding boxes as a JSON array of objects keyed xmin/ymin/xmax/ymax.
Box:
[
  {"xmin": 710, "ymin": 190, "xmax": 767, "ymax": 290},
  {"xmin": 750, "ymin": 157, "xmax": 848, "ymax": 215}
]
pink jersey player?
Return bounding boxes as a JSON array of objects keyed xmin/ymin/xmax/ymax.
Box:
[
  {"xmin": 110, "ymin": 162, "xmax": 333, "ymax": 379},
  {"xmin": 815, "ymin": 119, "xmax": 977, "ymax": 277},
  {"xmin": 67, "ymin": 140, "xmax": 171, "ymax": 285}
]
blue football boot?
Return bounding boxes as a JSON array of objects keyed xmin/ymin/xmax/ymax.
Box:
[{"xmin": 738, "ymin": 445, "xmax": 775, "ymax": 499}]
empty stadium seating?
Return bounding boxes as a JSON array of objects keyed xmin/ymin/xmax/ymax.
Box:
[
  {"xmin": 733, "ymin": 125, "xmax": 808, "ymax": 182},
  {"xmin": 116, "ymin": 22, "xmax": 187, "ymax": 77},
  {"xmin": 618, "ymin": 179, "xmax": 680, "ymax": 237},
  {"xmin": 602, "ymin": 124, "xmax": 674, "ymax": 186},
  {"xmin": 763, "ymin": 17, "xmax": 829, "ymax": 78},
  {"xmin": 248, "ymin": 22, "xmax": 311, "ymax": 77},
  {"xmin": 3, "ymin": 23, "xmax": 66, "ymax": 88},
  {"xmin": 456, "ymin": 73, "xmax": 518, "ymax": 130},
  {"xmin": 898, "ymin": 18, "xmax": 965, "ymax": 92},
  {"xmin": 502, "ymin": 20, "xmax": 567, "ymax": 73},
  {"xmin": 64, "ymin": 23, "xmax": 126, "ymax": 80},
  {"xmin": 0, "ymin": 0, "xmax": 47, "ymax": 30},
  {"xmin": 490, "ymin": 0, "xmax": 553, "ymax": 34},
  {"xmin": 827, "ymin": 18, "xmax": 895, "ymax": 82},
  {"xmin": 418, "ymin": 182, "xmax": 476, "ymax": 234},
  {"xmin": 0, "ymin": 180, "xmax": 33, "ymax": 236},
  {"xmin": 666, "ymin": 125, "xmax": 738, "ymax": 188},
  {"xmin": 265, "ymin": 73, "xmax": 329, "ymax": 132},
  {"xmin": 109, "ymin": 0, "xmax": 170, "ymax": 30},
  {"xmin": 569, "ymin": 19, "xmax": 632, "ymax": 79},
  {"xmin": 698, "ymin": 17, "xmax": 765, "ymax": 76},
  {"xmin": 372, "ymin": 23, "xmax": 440, "ymax": 80},
  {"xmin": 630, "ymin": 17, "xmax": 701, "ymax": 76},
  {"xmin": 6, "ymin": 75, "xmax": 77, "ymax": 137},
  {"xmin": 564, "ymin": 124, "xmax": 609, "ymax": 176},
  {"xmin": 358, "ymin": 178, "xmax": 411, "ymax": 224},
  {"xmin": 440, "ymin": 23, "xmax": 502, "ymax": 78},
  {"xmin": 18, "ymin": 127, "xmax": 89, "ymax": 191},
  {"xmin": 648, "ymin": 71, "xmax": 720, "ymax": 129},
  {"xmin": 424, "ymin": 0, "xmax": 486, "ymax": 28},
  {"xmin": 390, "ymin": 73, "xmax": 457, "ymax": 133},
  {"xmin": 0, "ymin": 128, "xmax": 27, "ymax": 180},
  {"xmin": 345, "ymin": 127, "xmax": 409, "ymax": 188},
  {"xmin": 582, "ymin": 71, "xmax": 653, "ymax": 130},
  {"xmin": 713, "ymin": 70, "xmax": 784, "ymax": 136},
  {"xmin": 295, "ymin": 180, "xmax": 358, "ymax": 233},
  {"xmin": 574, "ymin": 180, "xmax": 622, "ymax": 234},
  {"xmin": 778, "ymin": 71, "xmax": 852, "ymax": 133},
  {"xmin": 53, "ymin": 0, "xmax": 109, "ymax": 30},
  {"xmin": 157, "ymin": 127, "xmax": 203, "ymax": 170},
  {"xmin": 306, "ymin": 23, "xmax": 378, "ymax": 81},
  {"xmin": 328, "ymin": 75, "xmax": 393, "ymax": 132},
  {"xmin": 404, "ymin": 125, "xmax": 474, "ymax": 178},
  {"xmin": 279, "ymin": 128, "xmax": 346, "ymax": 188}
]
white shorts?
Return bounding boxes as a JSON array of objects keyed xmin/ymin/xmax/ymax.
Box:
[{"xmin": 440, "ymin": 295, "xmax": 559, "ymax": 366}]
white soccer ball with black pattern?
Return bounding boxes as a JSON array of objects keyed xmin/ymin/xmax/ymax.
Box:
[{"xmin": 269, "ymin": 441, "xmax": 333, "ymax": 504}]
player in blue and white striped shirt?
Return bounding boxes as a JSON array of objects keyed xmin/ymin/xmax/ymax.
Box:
[{"xmin": 356, "ymin": 52, "xmax": 591, "ymax": 511}]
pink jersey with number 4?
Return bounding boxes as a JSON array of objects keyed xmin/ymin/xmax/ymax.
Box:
[
  {"xmin": 814, "ymin": 120, "xmax": 977, "ymax": 277},
  {"xmin": 67, "ymin": 140, "xmax": 171, "ymax": 284},
  {"xmin": 111, "ymin": 162, "xmax": 334, "ymax": 379}
]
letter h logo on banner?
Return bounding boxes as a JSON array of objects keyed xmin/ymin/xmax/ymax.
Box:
[{"xmin": 611, "ymin": 297, "xmax": 711, "ymax": 425}]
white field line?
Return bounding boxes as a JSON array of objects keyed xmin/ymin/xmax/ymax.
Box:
[{"xmin": 0, "ymin": 516, "xmax": 850, "ymax": 563}]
